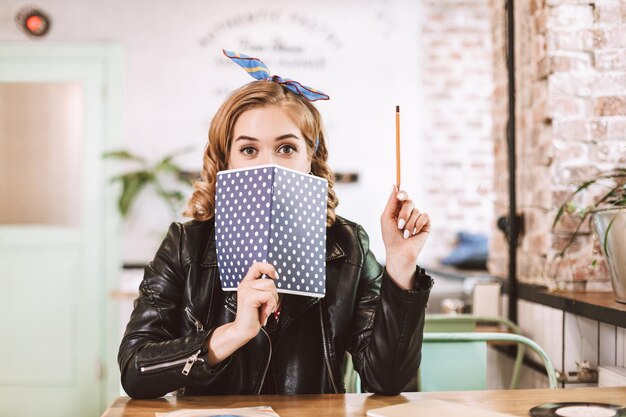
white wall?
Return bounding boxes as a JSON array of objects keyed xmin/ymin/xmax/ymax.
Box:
[
  {"xmin": 0, "ymin": 0, "xmax": 425, "ymax": 264},
  {"xmin": 517, "ymin": 299, "xmax": 626, "ymax": 384}
]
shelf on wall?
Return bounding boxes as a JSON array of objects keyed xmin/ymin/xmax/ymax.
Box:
[{"xmin": 514, "ymin": 283, "xmax": 626, "ymax": 328}]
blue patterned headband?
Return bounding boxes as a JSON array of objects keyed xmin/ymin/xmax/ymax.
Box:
[
  {"xmin": 223, "ymin": 49, "xmax": 330, "ymax": 102},
  {"xmin": 223, "ymin": 49, "xmax": 329, "ymax": 153}
]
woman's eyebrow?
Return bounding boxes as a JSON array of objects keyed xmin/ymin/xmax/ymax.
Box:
[
  {"xmin": 234, "ymin": 134, "xmax": 301, "ymax": 142},
  {"xmin": 234, "ymin": 135, "xmax": 258, "ymax": 142},
  {"xmin": 275, "ymin": 134, "xmax": 301, "ymax": 141}
]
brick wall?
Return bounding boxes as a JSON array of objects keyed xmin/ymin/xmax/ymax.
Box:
[
  {"xmin": 421, "ymin": 0, "xmax": 496, "ymax": 264},
  {"xmin": 488, "ymin": 0, "xmax": 510, "ymax": 276},
  {"xmin": 489, "ymin": 0, "xmax": 626, "ymax": 289}
]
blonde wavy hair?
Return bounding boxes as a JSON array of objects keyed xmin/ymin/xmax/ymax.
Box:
[{"xmin": 185, "ymin": 80, "xmax": 338, "ymax": 227}]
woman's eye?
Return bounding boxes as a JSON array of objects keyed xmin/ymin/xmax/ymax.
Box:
[
  {"xmin": 278, "ymin": 144, "xmax": 297, "ymax": 155},
  {"xmin": 241, "ymin": 146, "xmax": 256, "ymax": 156}
]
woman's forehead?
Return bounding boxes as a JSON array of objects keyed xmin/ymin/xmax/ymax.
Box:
[{"xmin": 233, "ymin": 106, "xmax": 303, "ymax": 139}]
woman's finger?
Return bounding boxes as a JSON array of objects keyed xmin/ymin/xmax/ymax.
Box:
[
  {"xmin": 397, "ymin": 199, "xmax": 415, "ymax": 231},
  {"xmin": 413, "ymin": 213, "xmax": 431, "ymax": 235},
  {"xmin": 255, "ymin": 290, "xmax": 278, "ymax": 325},
  {"xmin": 261, "ymin": 303, "xmax": 275, "ymax": 326},
  {"xmin": 247, "ymin": 280, "xmax": 279, "ymax": 305},
  {"xmin": 403, "ymin": 210, "xmax": 422, "ymax": 239},
  {"xmin": 247, "ymin": 277, "xmax": 277, "ymax": 291},
  {"xmin": 240, "ymin": 275, "xmax": 279, "ymax": 299},
  {"xmin": 242, "ymin": 286, "xmax": 277, "ymax": 317},
  {"xmin": 241, "ymin": 262, "xmax": 278, "ymax": 282},
  {"xmin": 381, "ymin": 185, "xmax": 407, "ymax": 220}
]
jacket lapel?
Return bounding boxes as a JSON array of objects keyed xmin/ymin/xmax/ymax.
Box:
[
  {"xmin": 325, "ymin": 233, "xmax": 346, "ymax": 261},
  {"xmin": 201, "ymin": 220, "xmax": 217, "ymax": 268}
]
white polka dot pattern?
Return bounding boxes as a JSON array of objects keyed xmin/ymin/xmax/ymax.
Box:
[{"xmin": 215, "ymin": 165, "xmax": 328, "ymax": 297}]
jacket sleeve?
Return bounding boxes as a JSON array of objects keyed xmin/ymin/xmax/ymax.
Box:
[
  {"xmin": 347, "ymin": 225, "xmax": 433, "ymax": 395},
  {"xmin": 117, "ymin": 222, "xmax": 230, "ymax": 399}
]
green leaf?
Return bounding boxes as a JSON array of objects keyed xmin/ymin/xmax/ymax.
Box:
[
  {"xmin": 603, "ymin": 215, "xmax": 618, "ymax": 257},
  {"xmin": 109, "ymin": 170, "xmax": 154, "ymax": 185},
  {"xmin": 553, "ymin": 178, "xmax": 624, "ymax": 257},
  {"xmin": 155, "ymin": 159, "xmax": 184, "ymax": 174},
  {"xmin": 155, "ymin": 146, "xmax": 195, "ymax": 171},
  {"xmin": 552, "ymin": 205, "xmax": 567, "ymax": 230},
  {"xmin": 565, "ymin": 201, "xmax": 577, "ymax": 214},
  {"xmin": 102, "ymin": 150, "xmax": 145, "ymax": 163},
  {"xmin": 157, "ymin": 189, "xmax": 185, "ymax": 202},
  {"xmin": 117, "ymin": 172, "xmax": 153, "ymax": 216},
  {"xmin": 103, "ymin": 146, "xmax": 197, "ymax": 218}
]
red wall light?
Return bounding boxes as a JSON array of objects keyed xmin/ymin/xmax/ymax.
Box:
[{"xmin": 16, "ymin": 7, "xmax": 51, "ymax": 37}]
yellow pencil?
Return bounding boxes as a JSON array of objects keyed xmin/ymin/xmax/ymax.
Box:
[{"xmin": 395, "ymin": 105, "xmax": 401, "ymax": 188}]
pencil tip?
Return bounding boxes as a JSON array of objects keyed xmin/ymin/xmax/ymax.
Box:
[{"xmin": 396, "ymin": 105, "xmax": 400, "ymax": 112}]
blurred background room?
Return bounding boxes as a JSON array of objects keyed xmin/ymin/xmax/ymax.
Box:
[{"xmin": 1, "ymin": 0, "xmax": 626, "ymax": 416}]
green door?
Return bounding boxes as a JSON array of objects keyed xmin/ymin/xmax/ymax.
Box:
[{"xmin": 0, "ymin": 44, "xmax": 121, "ymax": 417}]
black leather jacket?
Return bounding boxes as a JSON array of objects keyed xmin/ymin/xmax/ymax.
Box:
[{"xmin": 118, "ymin": 216, "xmax": 433, "ymax": 399}]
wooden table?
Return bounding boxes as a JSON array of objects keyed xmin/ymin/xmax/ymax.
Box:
[{"xmin": 101, "ymin": 386, "xmax": 626, "ymax": 417}]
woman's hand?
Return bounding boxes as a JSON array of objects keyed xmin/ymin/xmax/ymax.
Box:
[
  {"xmin": 206, "ymin": 262, "xmax": 278, "ymax": 365},
  {"xmin": 381, "ymin": 185, "xmax": 431, "ymax": 290},
  {"xmin": 233, "ymin": 262, "xmax": 279, "ymax": 339}
]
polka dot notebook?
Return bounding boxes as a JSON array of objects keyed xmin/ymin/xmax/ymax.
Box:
[{"xmin": 215, "ymin": 164, "xmax": 328, "ymax": 298}]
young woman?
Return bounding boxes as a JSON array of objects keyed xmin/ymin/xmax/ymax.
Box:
[{"xmin": 118, "ymin": 51, "xmax": 433, "ymax": 399}]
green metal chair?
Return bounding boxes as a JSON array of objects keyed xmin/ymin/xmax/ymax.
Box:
[
  {"xmin": 343, "ymin": 314, "xmax": 558, "ymax": 393},
  {"xmin": 343, "ymin": 353, "xmax": 360, "ymax": 393},
  {"xmin": 421, "ymin": 314, "xmax": 527, "ymax": 391},
  {"xmin": 420, "ymin": 332, "xmax": 558, "ymax": 391}
]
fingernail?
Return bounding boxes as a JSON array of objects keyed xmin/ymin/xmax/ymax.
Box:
[
  {"xmin": 403, "ymin": 229, "xmax": 410, "ymax": 239},
  {"xmin": 397, "ymin": 218, "xmax": 406, "ymax": 229},
  {"xmin": 263, "ymin": 317, "xmax": 268, "ymax": 326},
  {"xmin": 397, "ymin": 192, "xmax": 406, "ymax": 201},
  {"xmin": 275, "ymin": 272, "xmax": 280, "ymax": 280},
  {"xmin": 413, "ymin": 227, "xmax": 417, "ymax": 235}
]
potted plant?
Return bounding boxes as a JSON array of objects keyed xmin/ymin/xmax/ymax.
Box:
[
  {"xmin": 103, "ymin": 147, "xmax": 195, "ymax": 218},
  {"xmin": 552, "ymin": 168, "xmax": 626, "ymax": 303}
]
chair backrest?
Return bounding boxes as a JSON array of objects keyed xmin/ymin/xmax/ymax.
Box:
[
  {"xmin": 424, "ymin": 314, "xmax": 522, "ymax": 333},
  {"xmin": 420, "ymin": 332, "xmax": 558, "ymax": 390},
  {"xmin": 420, "ymin": 336, "xmax": 487, "ymax": 391},
  {"xmin": 421, "ymin": 314, "xmax": 527, "ymax": 390},
  {"xmin": 343, "ymin": 353, "xmax": 360, "ymax": 393},
  {"xmin": 343, "ymin": 314, "xmax": 558, "ymax": 393}
]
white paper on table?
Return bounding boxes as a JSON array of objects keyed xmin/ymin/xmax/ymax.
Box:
[
  {"xmin": 367, "ymin": 399, "xmax": 516, "ymax": 417},
  {"xmin": 155, "ymin": 405, "xmax": 279, "ymax": 417}
]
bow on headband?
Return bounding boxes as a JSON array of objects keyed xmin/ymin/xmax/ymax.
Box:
[{"xmin": 222, "ymin": 49, "xmax": 330, "ymax": 102}]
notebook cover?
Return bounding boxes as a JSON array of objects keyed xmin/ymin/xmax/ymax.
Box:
[{"xmin": 215, "ymin": 164, "xmax": 328, "ymax": 297}]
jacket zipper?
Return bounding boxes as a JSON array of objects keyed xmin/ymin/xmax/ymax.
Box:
[
  {"xmin": 225, "ymin": 303, "xmax": 272, "ymax": 394},
  {"xmin": 319, "ymin": 303, "xmax": 339, "ymax": 393},
  {"xmin": 184, "ymin": 306, "xmax": 204, "ymax": 332},
  {"xmin": 256, "ymin": 327, "xmax": 272, "ymax": 394},
  {"xmin": 182, "ymin": 349, "xmax": 203, "ymax": 375},
  {"xmin": 139, "ymin": 307, "xmax": 206, "ymax": 375},
  {"xmin": 139, "ymin": 349, "xmax": 204, "ymax": 374}
]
